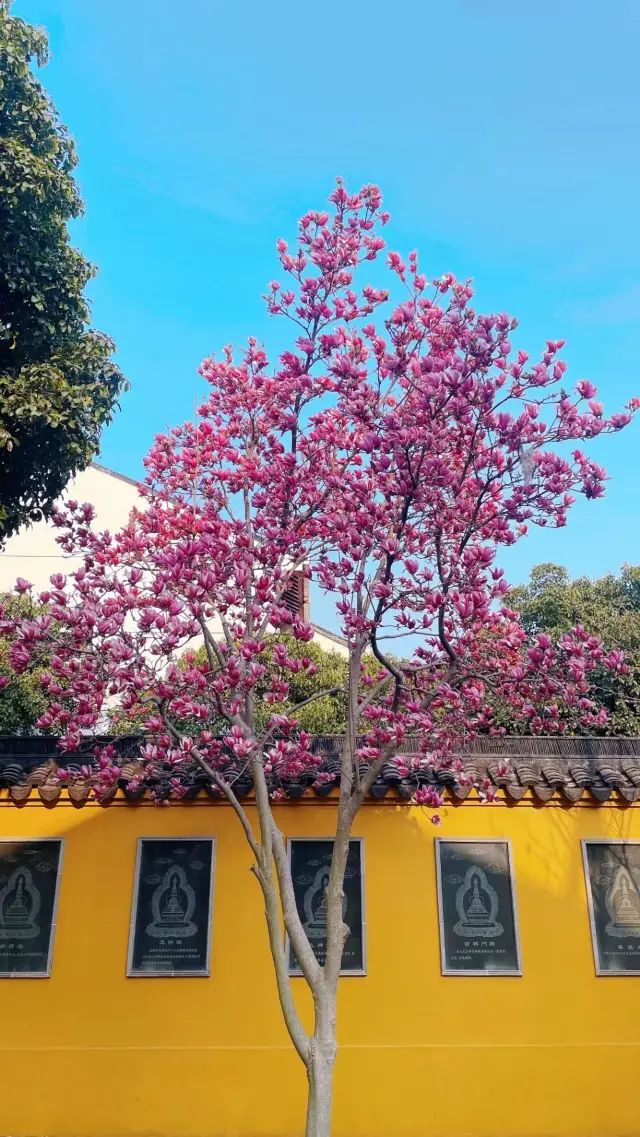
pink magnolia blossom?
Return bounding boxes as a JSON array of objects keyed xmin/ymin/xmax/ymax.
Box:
[{"xmin": 0, "ymin": 181, "xmax": 635, "ymax": 806}]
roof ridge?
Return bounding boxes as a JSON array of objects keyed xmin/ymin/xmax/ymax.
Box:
[
  {"xmin": 311, "ymin": 623, "xmax": 348, "ymax": 646},
  {"xmin": 89, "ymin": 462, "xmax": 142, "ymax": 490}
]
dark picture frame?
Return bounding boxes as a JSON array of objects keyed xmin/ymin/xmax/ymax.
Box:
[
  {"xmin": 287, "ymin": 838, "xmax": 366, "ymax": 976},
  {"xmin": 127, "ymin": 837, "xmax": 215, "ymax": 977},
  {"xmin": 582, "ymin": 840, "xmax": 640, "ymax": 976},
  {"xmin": 435, "ymin": 838, "xmax": 522, "ymax": 976},
  {"xmin": 0, "ymin": 838, "xmax": 64, "ymax": 978}
]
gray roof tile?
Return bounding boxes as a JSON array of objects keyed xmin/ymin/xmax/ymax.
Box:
[{"xmin": 2, "ymin": 735, "xmax": 640, "ymax": 806}]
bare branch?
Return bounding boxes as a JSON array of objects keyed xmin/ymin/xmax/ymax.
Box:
[
  {"xmin": 419, "ymin": 664, "xmax": 458, "ymax": 712},
  {"xmin": 269, "ymin": 822, "xmax": 323, "ymax": 992},
  {"xmin": 437, "ymin": 604, "xmax": 457, "ymax": 664},
  {"xmin": 356, "ymin": 671, "xmax": 394, "ymax": 720},
  {"xmin": 370, "ymin": 629, "xmax": 404, "ymax": 712},
  {"xmin": 286, "ymin": 685, "xmax": 345, "ymax": 716},
  {"xmin": 193, "ymin": 748, "xmax": 262, "ymax": 861},
  {"xmin": 197, "ymin": 614, "xmax": 226, "ymax": 671},
  {"xmin": 164, "ymin": 727, "xmax": 312, "ymax": 1062},
  {"xmin": 346, "ymin": 738, "xmax": 398, "ymax": 819},
  {"xmin": 249, "ymin": 862, "xmax": 310, "ymax": 1065},
  {"xmin": 157, "ymin": 710, "xmax": 261, "ymax": 860}
]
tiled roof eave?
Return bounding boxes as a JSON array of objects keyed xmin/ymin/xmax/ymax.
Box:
[
  {"xmin": 2, "ymin": 736, "xmax": 640, "ymax": 807},
  {"xmin": 1, "ymin": 782, "xmax": 639, "ymax": 809}
]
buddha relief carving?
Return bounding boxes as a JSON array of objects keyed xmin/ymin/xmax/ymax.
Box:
[
  {"xmin": 146, "ymin": 864, "xmax": 197, "ymax": 938},
  {"xmin": 605, "ymin": 865, "xmax": 640, "ymax": 938},
  {"xmin": 0, "ymin": 866, "xmax": 41, "ymax": 940},
  {"xmin": 453, "ymin": 864, "xmax": 503, "ymax": 938}
]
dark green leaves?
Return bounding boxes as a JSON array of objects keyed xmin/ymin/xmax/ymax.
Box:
[
  {"xmin": 0, "ymin": 1, "xmax": 127, "ymax": 540},
  {"xmin": 506, "ymin": 562, "xmax": 640, "ymax": 735}
]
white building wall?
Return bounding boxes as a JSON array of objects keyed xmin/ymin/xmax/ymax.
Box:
[
  {"xmin": 0, "ymin": 464, "xmax": 142, "ymax": 596},
  {"xmin": 311, "ymin": 625, "xmax": 349, "ymax": 658}
]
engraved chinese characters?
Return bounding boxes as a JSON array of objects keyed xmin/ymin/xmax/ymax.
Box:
[
  {"xmin": 435, "ymin": 839, "xmax": 522, "ymax": 975},
  {"xmin": 0, "ymin": 839, "xmax": 63, "ymax": 977},
  {"xmin": 583, "ymin": 841, "xmax": 640, "ymax": 975},
  {"xmin": 288, "ymin": 839, "xmax": 365, "ymax": 974},
  {"xmin": 127, "ymin": 839, "xmax": 215, "ymax": 976}
]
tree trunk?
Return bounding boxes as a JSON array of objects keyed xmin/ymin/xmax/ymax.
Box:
[
  {"xmin": 304, "ymin": 1032, "xmax": 337, "ymax": 1137},
  {"xmin": 302, "ymin": 734, "xmax": 354, "ymax": 1137}
]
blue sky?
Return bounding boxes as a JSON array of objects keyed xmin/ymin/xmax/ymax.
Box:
[{"xmin": 15, "ymin": 0, "xmax": 640, "ymax": 613}]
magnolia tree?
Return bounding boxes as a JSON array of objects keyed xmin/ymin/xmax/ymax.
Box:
[{"xmin": 1, "ymin": 183, "xmax": 636, "ymax": 1137}]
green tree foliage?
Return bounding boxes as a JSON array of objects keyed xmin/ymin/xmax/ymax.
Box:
[
  {"xmin": 0, "ymin": 2, "xmax": 127, "ymax": 540},
  {"xmin": 0, "ymin": 592, "xmax": 48, "ymax": 733},
  {"xmin": 252, "ymin": 635, "xmax": 350, "ymax": 734},
  {"xmin": 111, "ymin": 635, "xmax": 353, "ymax": 737},
  {"xmin": 109, "ymin": 634, "xmax": 395, "ymax": 738},
  {"xmin": 506, "ymin": 562, "xmax": 640, "ymax": 734}
]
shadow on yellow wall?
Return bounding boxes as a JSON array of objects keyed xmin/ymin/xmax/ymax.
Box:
[{"xmin": 1, "ymin": 796, "xmax": 639, "ymax": 1137}]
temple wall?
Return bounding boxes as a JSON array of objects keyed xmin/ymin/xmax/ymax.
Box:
[{"xmin": 1, "ymin": 793, "xmax": 639, "ymax": 1137}]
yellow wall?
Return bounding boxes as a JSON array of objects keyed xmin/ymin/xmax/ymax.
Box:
[{"xmin": 1, "ymin": 795, "xmax": 639, "ymax": 1137}]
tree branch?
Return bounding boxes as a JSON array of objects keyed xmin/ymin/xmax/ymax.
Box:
[
  {"xmin": 194, "ymin": 749, "xmax": 263, "ymax": 861},
  {"xmin": 356, "ymin": 671, "xmax": 394, "ymax": 720},
  {"xmin": 249, "ymin": 868, "xmax": 310, "ymax": 1065},
  {"xmin": 370, "ymin": 629, "xmax": 404, "ymax": 711},
  {"xmin": 437, "ymin": 604, "xmax": 457, "ymax": 663},
  {"xmin": 197, "ymin": 614, "xmax": 226, "ymax": 671},
  {"xmin": 287, "ymin": 685, "xmax": 345, "ymax": 716},
  {"xmin": 161, "ymin": 722, "xmax": 311, "ymax": 1062},
  {"xmin": 158, "ymin": 712, "xmax": 261, "ymax": 860},
  {"xmin": 345, "ymin": 738, "xmax": 399, "ymax": 819},
  {"xmin": 269, "ymin": 821, "xmax": 323, "ymax": 991}
]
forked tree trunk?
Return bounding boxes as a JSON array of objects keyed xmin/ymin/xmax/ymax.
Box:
[
  {"xmin": 215, "ymin": 742, "xmax": 360, "ymax": 1137},
  {"xmin": 304, "ymin": 1000, "xmax": 338, "ymax": 1137},
  {"xmin": 303, "ymin": 822, "xmax": 350, "ymax": 1137}
]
